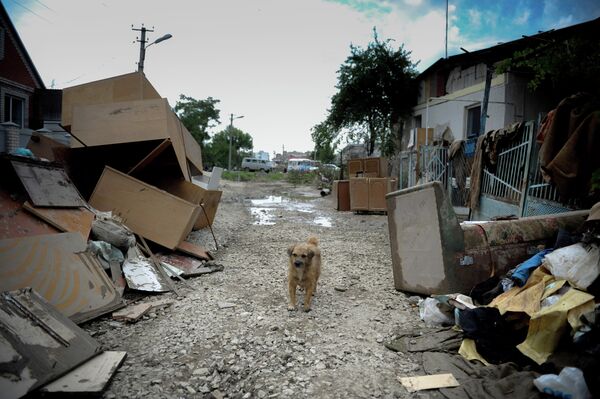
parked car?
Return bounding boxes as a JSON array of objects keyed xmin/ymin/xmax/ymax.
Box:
[
  {"xmin": 287, "ymin": 158, "xmax": 319, "ymax": 173},
  {"xmin": 241, "ymin": 157, "xmax": 273, "ymax": 172},
  {"xmin": 321, "ymin": 163, "xmax": 340, "ymax": 171}
]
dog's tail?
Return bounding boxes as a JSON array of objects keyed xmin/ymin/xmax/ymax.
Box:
[{"xmin": 307, "ymin": 236, "xmax": 319, "ymax": 246}]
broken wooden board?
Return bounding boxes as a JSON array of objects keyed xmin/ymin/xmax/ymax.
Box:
[
  {"xmin": 89, "ymin": 166, "xmax": 201, "ymax": 250},
  {"xmin": 40, "ymin": 351, "xmax": 127, "ymax": 394},
  {"xmin": 0, "ymin": 189, "xmax": 58, "ymax": 239},
  {"xmin": 61, "ymin": 71, "xmax": 161, "ymax": 128},
  {"xmin": 23, "ymin": 201, "xmax": 94, "ymax": 240},
  {"xmin": 398, "ymin": 374, "xmax": 460, "ymax": 392},
  {"xmin": 10, "ymin": 159, "xmax": 85, "ymax": 207},
  {"xmin": 160, "ymin": 179, "xmax": 222, "ymax": 230},
  {"xmin": 0, "ymin": 232, "xmax": 124, "ymax": 324},
  {"xmin": 0, "ymin": 288, "xmax": 101, "ymax": 399},
  {"xmin": 112, "ymin": 303, "xmax": 152, "ymax": 322},
  {"xmin": 176, "ymin": 240, "xmax": 213, "ymax": 261}
]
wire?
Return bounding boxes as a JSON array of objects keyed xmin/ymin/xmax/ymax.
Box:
[{"xmin": 9, "ymin": 0, "xmax": 52, "ymax": 23}]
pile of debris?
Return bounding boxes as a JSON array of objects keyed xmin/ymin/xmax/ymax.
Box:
[
  {"xmin": 391, "ymin": 205, "xmax": 600, "ymax": 398},
  {"xmin": 0, "ymin": 72, "xmax": 225, "ymax": 398}
]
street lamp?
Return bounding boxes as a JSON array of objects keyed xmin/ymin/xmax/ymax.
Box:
[
  {"xmin": 133, "ymin": 25, "xmax": 172, "ymax": 73},
  {"xmin": 228, "ymin": 114, "xmax": 244, "ymax": 170}
]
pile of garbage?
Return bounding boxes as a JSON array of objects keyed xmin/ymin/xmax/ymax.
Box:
[{"xmin": 396, "ymin": 204, "xmax": 600, "ymax": 399}]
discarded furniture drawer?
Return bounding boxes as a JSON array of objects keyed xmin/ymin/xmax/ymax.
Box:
[
  {"xmin": 0, "ymin": 288, "xmax": 101, "ymax": 399},
  {"xmin": 332, "ymin": 180, "xmax": 351, "ymax": 211},
  {"xmin": 0, "ymin": 232, "xmax": 124, "ymax": 323},
  {"xmin": 158, "ymin": 179, "xmax": 222, "ymax": 230},
  {"xmin": 386, "ymin": 181, "xmax": 589, "ymax": 295},
  {"xmin": 89, "ymin": 166, "xmax": 201, "ymax": 249},
  {"xmin": 350, "ymin": 177, "xmax": 397, "ymax": 212}
]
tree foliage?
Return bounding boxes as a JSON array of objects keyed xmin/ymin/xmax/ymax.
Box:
[
  {"xmin": 321, "ymin": 28, "xmax": 419, "ymax": 156},
  {"xmin": 173, "ymin": 95, "xmax": 221, "ymax": 149},
  {"xmin": 496, "ymin": 37, "xmax": 600, "ymax": 99},
  {"xmin": 204, "ymin": 127, "xmax": 253, "ymax": 169},
  {"xmin": 311, "ymin": 122, "xmax": 337, "ymax": 164}
]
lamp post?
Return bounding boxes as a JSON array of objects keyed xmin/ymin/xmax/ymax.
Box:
[
  {"xmin": 228, "ymin": 114, "xmax": 244, "ymax": 170},
  {"xmin": 133, "ymin": 25, "xmax": 172, "ymax": 73}
]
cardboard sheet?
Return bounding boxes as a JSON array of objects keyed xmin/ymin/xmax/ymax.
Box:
[
  {"xmin": 0, "ymin": 232, "xmax": 124, "ymax": 323},
  {"xmin": 0, "ymin": 288, "xmax": 101, "ymax": 399}
]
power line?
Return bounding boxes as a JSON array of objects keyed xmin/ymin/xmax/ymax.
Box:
[
  {"xmin": 9, "ymin": 0, "xmax": 52, "ymax": 23},
  {"xmin": 32, "ymin": 0, "xmax": 54, "ymax": 12}
]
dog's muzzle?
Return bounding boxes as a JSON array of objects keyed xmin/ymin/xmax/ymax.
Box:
[{"xmin": 294, "ymin": 260, "xmax": 303, "ymax": 268}]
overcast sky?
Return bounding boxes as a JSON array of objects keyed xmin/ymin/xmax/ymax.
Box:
[{"xmin": 6, "ymin": 0, "xmax": 600, "ymax": 157}]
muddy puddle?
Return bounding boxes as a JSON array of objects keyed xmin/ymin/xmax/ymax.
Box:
[{"xmin": 247, "ymin": 195, "xmax": 332, "ymax": 227}]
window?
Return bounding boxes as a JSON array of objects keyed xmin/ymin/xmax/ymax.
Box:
[
  {"xmin": 3, "ymin": 95, "xmax": 25, "ymax": 127},
  {"xmin": 0, "ymin": 27, "xmax": 5, "ymax": 60},
  {"xmin": 466, "ymin": 105, "xmax": 481, "ymax": 138},
  {"xmin": 413, "ymin": 115, "xmax": 422, "ymax": 128}
]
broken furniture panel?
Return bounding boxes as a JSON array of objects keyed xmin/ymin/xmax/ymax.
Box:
[
  {"xmin": 89, "ymin": 167, "xmax": 201, "ymax": 250},
  {"xmin": 157, "ymin": 253, "xmax": 222, "ymax": 277},
  {"xmin": 23, "ymin": 201, "xmax": 94, "ymax": 240},
  {"xmin": 386, "ymin": 181, "xmax": 589, "ymax": 295},
  {"xmin": 350, "ymin": 177, "xmax": 396, "ymax": 212},
  {"xmin": 0, "ymin": 232, "xmax": 124, "ymax": 323},
  {"xmin": 176, "ymin": 240, "xmax": 213, "ymax": 261},
  {"xmin": 0, "ymin": 288, "xmax": 101, "ymax": 399},
  {"xmin": 26, "ymin": 132, "xmax": 68, "ymax": 162},
  {"xmin": 0, "ymin": 189, "xmax": 58, "ymax": 239},
  {"xmin": 332, "ymin": 180, "xmax": 351, "ymax": 211},
  {"xmin": 61, "ymin": 71, "xmax": 161, "ymax": 128},
  {"xmin": 159, "ymin": 179, "xmax": 222, "ymax": 230},
  {"xmin": 10, "ymin": 158, "xmax": 85, "ymax": 207},
  {"xmin": 40, "ymin": 351, "xmax": 126, "ymax": 395}
]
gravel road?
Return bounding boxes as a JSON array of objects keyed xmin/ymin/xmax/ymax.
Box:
[{"xmin": 84, "ymin": 179, "xmax": 425, "ymax": 399}]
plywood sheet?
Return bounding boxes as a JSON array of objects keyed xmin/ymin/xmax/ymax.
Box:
[
  {"xmin": 62, "ymin": 71, "xmax": 161, "ymax": 127},
  {"xmin": 0, "ymin": 233, "xmax": 124, "ymax": 323},
  {"xmin": 127, "ymin": 138, "xmax": 172, "ymax": 175},
  {"xmin": 41, "ymin": 351, "xmax": 127, "ymax": 394},
  {"xmin": 23, "ymin": 201, "xmax": 94, "ymax": 240},
  {"xmin": 166, "ymin": 107, "xmax": 192, "ymax": 181},
  {"xmin": 70, "ymin": 98, "xmax": 170, "ymax": 148},
  {"xmin": 0, "ymin": 288, "xmax": 101, "ymax": 399},
  {"xmin": 11, "ymin": 159, "xmax": 85, "ymax": 207},
  {"xmin": 0, "ymin": 190, "xmax": 58, "ymax": 239},
  {"xmin": 112, "ymin": 303, "xmax": 152, "ymax": 322},
  {"xmin": 89, "ymin": 167, "xmax": 201, "ymax": 249}
]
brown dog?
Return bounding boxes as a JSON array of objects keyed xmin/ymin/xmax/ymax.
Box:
[{"xmin": 287, "ymin": 237, "xmax": 321, "ymax": 312}]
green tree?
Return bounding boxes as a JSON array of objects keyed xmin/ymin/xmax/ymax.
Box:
[
  {"xmin": 496, "ymin": 36, "xmax": 600, "ymax": 101},
  {"xmin": 173, "ymin": 95, "xmax": 221, "ymax": 149},
  {"xmin": 311, "ymin": 122, "xmax": 337, "ymax": 164},
  {"xmin": 324, "ymin": 28, "xmax": 419, "ymax": 156},
  {"xmin": 204, "ymin": 127, "xmax": 253, "ymax": 169}
]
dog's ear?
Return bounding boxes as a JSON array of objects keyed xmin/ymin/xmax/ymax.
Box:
[
  {"xmin": 287, "ymin": 245, "xmax": 295, "ymax": 256},
  {"xmin": 307, "ymin": 249, "xmax": 315, "ymax": 259}
]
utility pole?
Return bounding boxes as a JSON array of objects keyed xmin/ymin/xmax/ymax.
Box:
[
  {"xmin": 132, "ymin": 25, "xmax": 154, "ymax": 72},
  {"xmin": 445, "ymin": 0, "xmax": 448, "ymax": 58},
  {"xmin": 228, "ymin": 113, "xmax": 244, "ymax": 170}
]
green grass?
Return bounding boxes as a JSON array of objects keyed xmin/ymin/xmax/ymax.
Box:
[{"xmin": 222, "ymin": 170, "xmax": 286, "ymax": 182}]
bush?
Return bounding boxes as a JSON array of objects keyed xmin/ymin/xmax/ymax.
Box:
[
  {"xmin": 286, "ymin": 170, "xmax": 318, "ymax": 186},
  {"xmin": 222, "ymin": 170, "xmax": 286, "ymax": 182}
]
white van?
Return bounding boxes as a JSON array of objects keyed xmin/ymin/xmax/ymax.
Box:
[
  {"xmin": 241, "ymin": 157, "xmax": 272, "ymax": 172},
  {"xmin": 287, "ymin": 158, "xmax": 318, "ymax": 173}
]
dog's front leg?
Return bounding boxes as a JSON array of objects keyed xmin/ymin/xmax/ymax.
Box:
[
  {"xmin": 303, "ymin": 283, "xmax": 315, "ymax": 312},
  {"xmin": 288, "ymin": 280, "xmax": 298, "ymax": 311}
]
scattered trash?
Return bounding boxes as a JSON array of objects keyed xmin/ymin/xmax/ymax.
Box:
[
  {"xmin": 398, "ymin": 373, "xmax": 459, "ymax": 392},
  {"xmin": 112, "ymin": 303, "xmax": 153, "ymax": 323},
  {"xmin": 544, "ymin": 243, "xmax": 600, "ymax": 290},
  {"xmin": 418, "ymin": 297, "xmax": 454, "ymax": 327},
  {"xmin": 534, "ymin": 367, "xmax": 592, "ymax": 399}
]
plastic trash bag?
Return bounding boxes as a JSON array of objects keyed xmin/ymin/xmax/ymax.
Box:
[
  {"xmin": 534, "ymin": 367, "xmax": 592, "ymax": 399},
  {"xmin": 418, "ymin": 297, "xmax": 454, "ymax": 327},
  {"xmin": 544, "ymin": 243, "xmax": 600, "ymax": 290}
]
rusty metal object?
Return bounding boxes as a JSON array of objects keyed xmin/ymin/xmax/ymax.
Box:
[{"xmin": 386, "ymin": 181, "xmax": 589, "ymax": 295}]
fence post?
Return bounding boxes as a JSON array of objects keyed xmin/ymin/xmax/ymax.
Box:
[{"xmin": 518, "ymin": 120, "xmax": 537, "ymax": 217}]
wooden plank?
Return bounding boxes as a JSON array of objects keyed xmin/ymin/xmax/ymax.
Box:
[
  {"xmin": 0, "ymin": 190, "xmax": 58, "ymax": 239},
  {"xmin": 0, "ymin": 233, "xmax": 124, "ymax": 324},
  {"xmin": 41, "ymin": 351, "xmax": 127, "ymax": 394},
  {"xmin": 167, "ymin": 108, "xmax": 192, "ymax": 181},
  {"xmin": 89, "ymin": 167, "xmax": 201, "ymax": 250},
  {"xmin": 176, "ymin": 240, "xmax": 213, "ymax": 261},
  {"xmin": 0, "ymin": 288, "xmax": 101, "ymax": 399},
  {"xmin": 398, "ymin": 374, "xmax": 459, "ymax": 392},
  {"xmin": 127, "ymin": 138, "xmax": 172, "ymax": 175},
  {"xmin": 11, "ymin": 159, "xmax": 86, "ymax": 207},
  {"xmin": 62, "ymin": 71, "xmax": 161, "ymax": 128},
  {"xmin": 70, "ymin": 98, "xmax": 170, "ymax": 148},
  {"xmin": 22, "ymin": 201, "xmax": 94, "ymax": 240},
  {"xmin": 112, "ymin": 303, "xmax": 152, "ymax": 322},
  {"xmin": 176, "ymin": 114, "xmax": 204, "ymax": 174}
]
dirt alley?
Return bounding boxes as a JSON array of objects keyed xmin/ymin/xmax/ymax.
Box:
[{"xmin": 85, "ymin": 179, "xmax": 426, "ymax": 399}]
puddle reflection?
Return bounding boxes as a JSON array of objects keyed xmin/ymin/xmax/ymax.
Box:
[{"xmin": 248, "ymin": 195, "xmax": 332, "ymax": 227}]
